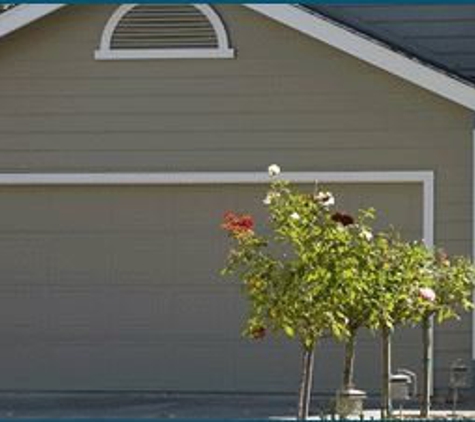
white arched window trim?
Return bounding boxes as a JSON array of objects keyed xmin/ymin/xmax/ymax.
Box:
[{"xmin": 94, "ymin": 4, "xmax": 235, "ymax": 60}]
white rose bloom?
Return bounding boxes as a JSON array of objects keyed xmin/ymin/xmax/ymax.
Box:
[
  {"xmin": 263, "ymin": 191, "xmax": 280, "ymax": 206},
  {"xmin": 361, "ymin": 229, "xmax": 373, "ymax": 241},
  {"xmin": 315, "ymin": 191, "xmax": 335, "ymax": 207},
  {"xmin": 325, "ymin": 195, "xmax": 335, "ymax": 207},
  {"xmin": 268, "ymin": 164, "xmax": 281, "ymax": 177},
  {"xmin": 290, "ymin": 212, "xmax": 300, "ymax": 220},
  {"xmin": 315, "ymin": 192, "xmax": 324, "ymax": 201}
]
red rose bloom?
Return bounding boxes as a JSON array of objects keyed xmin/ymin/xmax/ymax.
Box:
[
  {"xmin": 222, "ymin": 212, "xmax": 254, "ymax": 235},
  {"xmin": 250, "ymin": 326, "xmax": 266, "ymax": 340},
  {"xmin": 331, "ymin": 211, "xmax": 355, "ymax": 227}
]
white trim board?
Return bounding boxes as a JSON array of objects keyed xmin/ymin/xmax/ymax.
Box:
[
  {"xmin": 95, "ymin": 48, "xmax": 235, "ymax": 60},
  {"xmin": 0, "ymin": 169, "xmax": 435, "ymax": 385},
  {"xmin": 0, "ymin": 4, "xmax": 64, "ymax": 38},
  {"xmin": 0, "ymin": 5, "xmax": 473, "ymax": 109},
  {"xmin": 0, "ymin": 170, "xmax": 434, "ymax": 247}
]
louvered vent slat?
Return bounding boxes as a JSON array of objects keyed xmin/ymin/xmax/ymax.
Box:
[
  {"xmin": 115, "ymin": 25, "xmax": 212, "ymax": 29},
  {"xmin": 114, "ymin": 30, "xmax": 215, "ymax": 36},
  {"xmin": 113, "ymin": 34, "xmax": 217, "ymax": 40},
  {"xmin": 111, "ymin": 4, "xmax": 219, "ymax": 50},
  {"xmin": 120, "ymin": 16, "xmax": 209, "ymax": 21}
]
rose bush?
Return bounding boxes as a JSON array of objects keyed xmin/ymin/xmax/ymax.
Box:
[
  {"xmin": 222, "ymin": 166, "xmax": 361, "ymax": 419},
  {"xmin": 221, "ymin": 165, "xmax": 475, "ymax": 420}
]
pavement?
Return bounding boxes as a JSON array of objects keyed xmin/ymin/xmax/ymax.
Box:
[
  {"xmin": 0, "ymin": 392, "xmax": 473, "ymax": 419},
  {"xmin": 0, "ymin": 393, "xmax": 300, "ymax": 419}
]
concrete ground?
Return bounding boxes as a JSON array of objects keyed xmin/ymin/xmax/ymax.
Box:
[
  {"xmin": 0, "ymin": 393, "xmax": 299, "ymax": 419},
  {"xmin": 0, "ymin": 392, "xmax": 473, "ymax": 419}
]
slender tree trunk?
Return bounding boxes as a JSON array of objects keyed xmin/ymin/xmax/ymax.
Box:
[
  {"xmin": 297, "ymin": 345, "xmax": 315, "ymax": 420},
  {"xmin": 343, "ymin": 330, "xmax": 357, "ymax": 390},
  {"xmin": 381, "ymin": 326, "xmax": 392, "ymax": 419},
  {"xmin": 421, "ymin": 314, "xmax": 433, "ymax": 418}
]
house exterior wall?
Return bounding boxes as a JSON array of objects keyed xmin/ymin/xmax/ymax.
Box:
[{"xmin": 0, "ymin": 4, "xmax": 472, "ymax": 393}]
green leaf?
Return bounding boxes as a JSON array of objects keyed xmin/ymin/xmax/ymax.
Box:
[{"xmin": 283, "ymin": 325, "xmax": 295, "ymax": 337}]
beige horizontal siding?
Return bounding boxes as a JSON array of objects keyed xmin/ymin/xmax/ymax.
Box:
[
  {"xmin": 0, "ymin": 151, "xmax": 467, "ymax": 175},
  {"xmin": 0, "ymin": 95, "xmax": 460, "ymax": 117},
  {"xmin": 0, "ymin": 112, "xmax": 465, "ymax": 134},
  {"xmin": 0, "ymin": 4, "xmax": 472, "ymax": 393},
  {"xmin": 0, "ymin": 131, "xmax": 467, "ymax": 153}
]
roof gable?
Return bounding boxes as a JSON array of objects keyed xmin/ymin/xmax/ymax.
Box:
[{"xmin": 2, "ymin": 3, "xmax": 475, "ymax": 110}]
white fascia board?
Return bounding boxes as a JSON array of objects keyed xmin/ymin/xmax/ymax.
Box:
[
  {"xmin": 0, "ymin": 4, "xmax": 65, "ymax": 38},
  {"xmin": 246, "ymin": 4, "xmax": 475, "ymax": 111}
]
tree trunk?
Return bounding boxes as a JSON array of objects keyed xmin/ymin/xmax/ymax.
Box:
[
  {"xmin": 421, "ymin": 315, "xmax": 433, "ymax": 418},
  {"xmin": 381, "ymin": 326, "xmax": 392, "ymax": 419},
  {"xmin": 343, "ymin": 330, "xmax": 357, "ymax": 390},
  {"xmin": 297, "ymin": 345, "xmax": 315, "ymax": 420}
]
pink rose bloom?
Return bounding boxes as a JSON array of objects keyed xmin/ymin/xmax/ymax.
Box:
[{"xmin": 419, "ymin": 287, "xmax": 436, "ymax": 302}]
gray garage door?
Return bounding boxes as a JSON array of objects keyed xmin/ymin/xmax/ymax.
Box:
[{"xmin": 0, "ymin": 183, "xmax": 422, "ymax": 393}]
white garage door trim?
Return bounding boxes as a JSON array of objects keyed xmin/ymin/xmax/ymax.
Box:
[
  {"xmin": 0, "ymin": 169, "xmax": 435, "ymax": 389},
  {"xmin": 0, "ymin": 170, "xmax": 434, "ymax": 246}
]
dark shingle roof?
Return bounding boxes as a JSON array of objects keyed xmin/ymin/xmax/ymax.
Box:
[
  {"xmin": 303, "ymin": 4, "xmax": 475, "ymax": 84},
  {"xmin": 0, "ymin": 5, "xmax": 16, "ymax": 13}
]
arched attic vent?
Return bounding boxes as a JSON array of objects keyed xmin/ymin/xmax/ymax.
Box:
[{"xmin": 95, "ymin": 4, "xmax": 235, "ymax": 60}]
